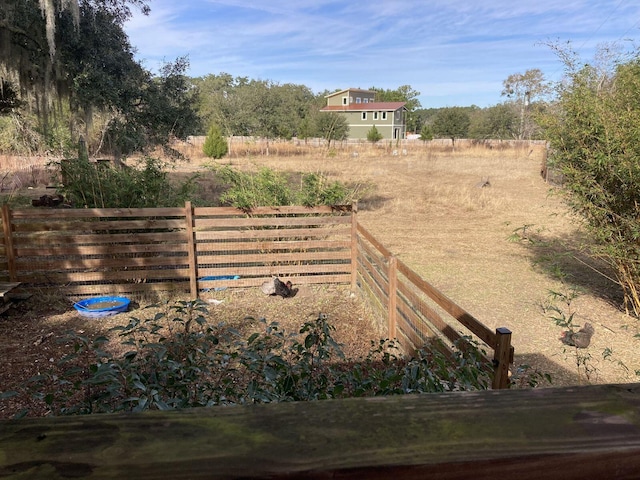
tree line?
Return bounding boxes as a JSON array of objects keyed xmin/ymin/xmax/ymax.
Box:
[{"xmin": 1, "ymin": 1, "xmax": 551, "ymax": 159}]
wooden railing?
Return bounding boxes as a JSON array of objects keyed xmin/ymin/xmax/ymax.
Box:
[
  {"xmin": 0, "ymin": 202, "xmax": 512, "ymax": 388},
  {"xmin": 1, "ymin": 383, "xmax": 639, "ymax": 478},
  {"xmin": 356, "ymin": 222, "xmax": 513, "ymax": 389}
]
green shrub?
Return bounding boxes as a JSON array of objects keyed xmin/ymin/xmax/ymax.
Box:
[
  {"xmin": 215, "ymin": 165, "xmax": 293, "ymax": 209},
  {"xmin": 202, "ymin": 125, "xmax": 228, "ymax": 159},
  {"xmin": 14, "ymin": 301, "xmax": 493, "ymax": 416},
  {"xmin": 59, "ymin": 156, "xmax": 199, "ymax": 208},
  {"xmin": 367, "ymin": 125, "xmax": 383, "ymax": 143},
  {"xmin": 212, "ymin": 165, "xmax": 359, "ymax": 209}
]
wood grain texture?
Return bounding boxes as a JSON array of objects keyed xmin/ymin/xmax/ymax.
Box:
[{"xmin": 2, "ymin": 384, "xmax": 640, "ymax": 479}]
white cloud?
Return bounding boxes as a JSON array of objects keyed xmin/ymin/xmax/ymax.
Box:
[{"xmin": 123, "ymin": 0, "xmax": 640, "ymax": 107}]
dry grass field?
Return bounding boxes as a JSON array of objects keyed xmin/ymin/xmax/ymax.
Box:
[
  {"xmin": 176, "ymin": 140, "xmax": 640, "ymax": 387},
  {"xmin": 1, "ymin": 140, "xmax": 639, "ymax": 408}
]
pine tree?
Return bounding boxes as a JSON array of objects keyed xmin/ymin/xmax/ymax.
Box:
[
  {"xmin": 367, "ymin": 125, "xmax": 383, "ymax": 143},
  {"xmin": 203, "ymin": 125, "xmax": 228, "ymax": 159}
]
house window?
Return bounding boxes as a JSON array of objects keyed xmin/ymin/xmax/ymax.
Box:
[
  {"xmin": 382, "ymin": 112, "xmax": 387, "ymax": 120},
  {"xmin": 373, "ymin": 112, "xmax": 379, "ymax": 120},
  {"xmin": 363, "ymin": 98, "xmax": 369, "ymax": 103},
  {"xmin": 362, "ymin": 112, "xmax": 367, "ymax": 120},
  {"xmin": 355, "ymin": 97, "xmax": 361, "ymax": 103},
  {"xmin": 342, "ymin": 97, "xmax": 348, "ymax": 105}
]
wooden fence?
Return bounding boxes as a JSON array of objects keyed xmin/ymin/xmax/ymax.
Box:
[
  {"xmin": 0, "ymin": 202, "xmax": 512, "ymax": 388},
  {"xmin": 355, "ymin": 223, "xmax": 512, "ymax": 389},
  {"xmin": 0, "ymin": 203, "xmax": 352, "ymax": 297}
]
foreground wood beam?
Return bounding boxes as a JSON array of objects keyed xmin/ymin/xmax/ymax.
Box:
[{"xmin": 2, "ymin": 384, "xmax": 640, "ymax": 479}]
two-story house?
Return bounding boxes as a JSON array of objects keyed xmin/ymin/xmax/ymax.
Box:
[{"xmin": 320, "ymin": 88, "xmax": 407, "ymax": 140}]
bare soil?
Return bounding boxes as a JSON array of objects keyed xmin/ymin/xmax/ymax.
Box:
[
  {"xmin": 2, "ymin": 143, "xmax": 639, "ymax": 418},
  {"xmin": 0, "ymin": 285, "xmax": 378, "ymax": 418}
]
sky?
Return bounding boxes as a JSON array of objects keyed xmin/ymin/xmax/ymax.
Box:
[{"xmin": 124, "ymin": 0, "xmax": 640, "ymax": 109}]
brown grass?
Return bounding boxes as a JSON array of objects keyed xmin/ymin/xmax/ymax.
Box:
[
  {"xmin": 185, "ymin": 141, "xmax": 639, "ymax": 387},
  {"xmin": 2, "ymin": 141, "xmax": 639, "ymax": 392}
]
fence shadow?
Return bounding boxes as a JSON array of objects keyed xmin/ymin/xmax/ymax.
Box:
[{"xmin": 514, "ymin": 352, "xmax": 583, "ymax": 387}]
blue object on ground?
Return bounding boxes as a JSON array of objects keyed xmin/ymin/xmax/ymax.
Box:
[
  {"xmin": 199, "ymin": 275, "xmax": 240, "ymax": 291},
  {"xmin": 74, "ymin": 296, "xmax": 130, "ymax": 318}
]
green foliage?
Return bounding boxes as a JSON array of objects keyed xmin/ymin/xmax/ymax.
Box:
[
  {"xmin": 369, "ymin": 85, "xmax": 422, "ymax": 132},
  {"xmin": 468, "ymin": 103, "xmax": 518, "ymax": 140},
  {"xmin": 212, "ymin": 165, "xmax": 358, "ymax": 209},
  {"xmin": 2, "ymin": 2, "xmax": 199, "ymax": 157},
  {"xmin": 539, "ymin": 53, "xmax": 640, "ymax": 316},
  {"xmin": 366, "ymin": 125, "xmax": 383, "ymax": 143},
  {"xmin": 432, "ymin": 107, "xmax": 471, "ymax": 145},
  {"xmin": 59, "ymin": 156, "xmax": 199, "ymax": 208},
  {"xmin": 18, "ymin": 301, "xmax": 493, "ymax": 416},
  {"xmin": 193, "ymin": 75, "xmax": 316, "ymax": 138},
  {"xmin": 419, "ymin": 124, "xmax": 433, "ymax": 142},
  {"xmin": 543, "ymin": 286, "xmax": 598, "ymax": 383},
  {"xmin": 314, "ymin": 112, "xmax": 349, "ymax": 146},
  {"xmin": 215, "ymin": 166, "xmax": 293, "ymax": 209},
  {"xmin": 298, "ymin": 172, "xmax": 350, "ymax": 207},
  {"xmin": 202, "ymin": 125, "xmax": 228, "ymax": 159}
]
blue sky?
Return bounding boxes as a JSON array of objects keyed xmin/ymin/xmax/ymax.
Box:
[{"xmin": 124, "ymin": 1, "xmax": 640, "ymax": 108}]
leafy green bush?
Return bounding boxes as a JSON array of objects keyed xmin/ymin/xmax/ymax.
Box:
[
  {"xmin": 202, "ymin": 125, "xmax": 228, "ymax": 159},
  {"xmin": 539, "ymin": 53, "xmax": 640, "ymax": 316},
  {"xmin": 212, "ymin": 165, "xmax": 359, "ymax": 209},
  {"xmin": 215, "ymin": 165, "xmax": 293, "ymax": 209},
  {"xmin": 367, "ymin": 125, "xmax": 383, "ymax": 143},
  {"xmin": 14, "ymin": 301, "xmax": 492, "ymax": 416},
  {"xmin": 59, "ymin": 156, "xmax": 199, "ymax": 208}
]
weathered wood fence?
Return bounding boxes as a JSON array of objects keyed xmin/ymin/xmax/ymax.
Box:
[
  {"xmin": 0, "ymin": 202, "xmax": 512, "ymax": 388},
  {"xmin": 355, "ymin": 223, "xmax": 513, "ymax": 389},
  {"xmin": 0, "ymin": 203, "xmax": 352, "ymax": 296},
  {"xmin": 2, "ymin": 383, "xmax": 640, "ymax": 478}
]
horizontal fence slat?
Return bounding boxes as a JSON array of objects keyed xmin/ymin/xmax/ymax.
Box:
[
  {"xmin": 10, "ymin": 207, "xmax": 186, "ymax": 219},
  {"xmin": 197, "ymin": 263, "xmax": 350, "ymax": 279},
  {"xmin": 196, "ymin": 250, "xmax": 350, "ymax": 265},
  {"xmin": 194, "ymin": 215, "xmax": 351, "ymax": 229},
  {"xmin": 396, "ymin": 258, "xmax": 496, "ymax": 347},
  {"xmin": 20, "ymin": 268, "xmax": 191, "ymax": 283},
  {"xmin": 193, "ymin": 205, "xmax": 351, "ymax": 216},
  {"xmin": 195, "ymin": 239, "xmax": 351, "ymax": 253},
  {"xmin": 12, "ymin": 219, "xmax": 185, "ymax": 233},
  {"xmin": 357, "ymin": 224, "xmax": 393, "ymax": 258},
  {"xmin": 397, "ymin": 279, "xmax": 464, "ymax": 346},
  {"xmin": 49, "ymin": 281, "xmax": 190, "ymax": 297},
  {"xmin": 195, "ymin": 226, "xmax": 350, "ymax": 241},
  {"xmin": 13, "ymin": 231, "xmax": 188, "ymax": 245},
  {"xmin": 15, "ymin": 243, "xmax": 189, "ymax": 257},
  {"xmin": 15, "ymin": 255, "xmax": 189, "ymax": 271}
]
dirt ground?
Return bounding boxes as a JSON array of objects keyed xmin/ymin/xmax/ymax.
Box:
[
  {"xmin": 209, "ymin": 143, "xmax": 640, "ymax": 387},
  {"xmin": 2, "ymin": 143, "xmax": 640, "ymax": 418},
  {"xmin": 0, "ymin": 284, "xmax": 379, "ymax": 418}
]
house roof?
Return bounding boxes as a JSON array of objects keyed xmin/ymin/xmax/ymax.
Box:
[
  {"xmin": 320, "ymin": 102, "xmax": 407, "ymax": 112},
  {"xmin": 324, "ymin": 88, "xmax": 375, "ymax": 98}
]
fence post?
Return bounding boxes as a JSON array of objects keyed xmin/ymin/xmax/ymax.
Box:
[
  {"xmin": 1, "ymin": 204, "xmax": 16, "ymax": 282},
  {"xmin": 492, "ymin": 327, "xmax": 512, "ymax": 389},
  {"xmin": 388, "ymin": 256, "xmax": 398, "ymax": 340},
  {"xmin": 184, "ymin": 201, "xmax": 198, "ymax": 300},
  {"xmin": 350, "ymin": 201, "xmax": 358, "ymax": 291}
]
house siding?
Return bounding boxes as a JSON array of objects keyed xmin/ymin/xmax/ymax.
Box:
[{"xmin": 322, "ymin": 88, "xmax": 407, "ymax": 140}]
